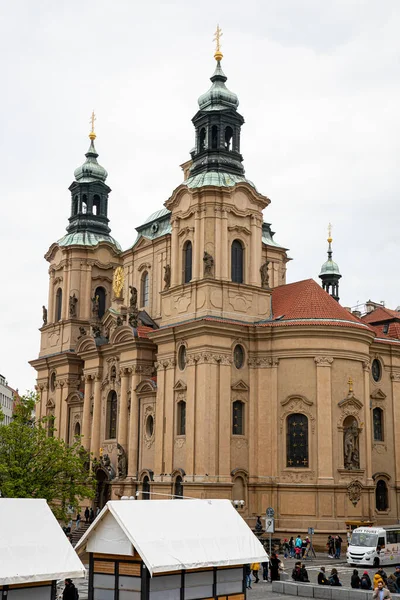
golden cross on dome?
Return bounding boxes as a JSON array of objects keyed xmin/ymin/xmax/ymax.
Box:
[
  {"xmin": 213, "ymin": 24, "xmax": 223, "ymax": 61},
  {"xmin": 348, "ymin": 377, "xmax": 353, "ymax": 393},
  {"xmin": 89, "ymin": 110, "xmax": 96, "ymax": 140},
  {"xmin": 328, "ymin": 222, "xmax": 332, "ymax": 243}
]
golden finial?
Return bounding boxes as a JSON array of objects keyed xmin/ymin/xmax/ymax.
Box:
[
  {"xmin": 89, "ymin": 110, "xmax": 96, "ymax": 140},
  {"xmin": 327, "ymin": 222, "xmax": 332, "ymax": 244},
  {"xmin": 99, "ymin": 447, "xmax": 103, "ymax": 457},
  {"xmin": 213, "ymin": 24, "xmax": 223, "ymax": 61},
  {"xmin": 348, "ymin": 377, "xmax": 353, "ymax": 394}
]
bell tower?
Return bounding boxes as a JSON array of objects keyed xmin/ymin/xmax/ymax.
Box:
[{"xmin": 319, "ymin": 224, "xmax": 342, "ymax": 301}]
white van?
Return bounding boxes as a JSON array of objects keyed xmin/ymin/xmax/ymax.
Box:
[{"xmin": 347, "ymin": 526, "xmax": 400, "ymax": 567}]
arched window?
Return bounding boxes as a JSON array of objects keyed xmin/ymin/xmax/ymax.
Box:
[
  {"xmin": 55, "ymin": 288, "xmax": 62, "ymax": 321},
  {"xmin": 183, "ymin": 241, "xmax": 192, "ymax": 284},
  {"xmin": 106, "ymin": 391, "xmax": 117, "ymax": 439},
  {"xmin": 92, "ymin": 194, "xmax": 101, "ymax": 216},
  {"xmin": 74, "ymin": 422, "xmax": 81, "ymax": 437},
  {"xmin": 287, "ymin": 413, "xmax": 309, "ymax": 467},
  {"xmin": 177, "ymin": 400, "xmax": 186, "ymax": 435},
  {"xmin": 82, "ymin": 195, "xmax": 87, "ymax": 214},
  {"xmin": 199, "ymin": 127, "xmax": 206, "ymax": 151},
  {"xmin": 47, "ymin": 412, "xmax": 55, "ymax": 438},
  {"xmin": 50, "ymin": 372, "xmax": 56, "ymax": 392},
  {"xmin": 94, "ymin": 286, "xmax": 106, "ymax": 319},
  {"xmin": 142, "ymin": 475, "xmax": 150, "ymax": 500},
  {"xmin": 232, "ymin": 400, "xmax": 244, "ymax": 435},
  {"xmin": 373, "ymin": 408, "xmax": 384, "ymax": 441},
  {"xmin": 225, "ymin": 126, "xmax": 233, "ymax": 150},
  {"xmin": 141, "ymin": 271, "xmax": 149, "ymax": 307},
  {"xmin": 174, "ymin": 475, "xmax": 183, "ymax": 499},
  {"xmin": 376, "ymin": 480, "xmax": 388, "ymax": 511},
  {"xmin": 211, "ymin": 125, "xmax": 218, "ymax": 149},
  {"xmin": 73, "ymin": 195, "xmax": 79, "ymax": 215},
  {"xmin": 231, "ymin": 240, "xmax": 244, "ymax": 283}
]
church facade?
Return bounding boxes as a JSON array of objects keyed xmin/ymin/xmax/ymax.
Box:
[{"xmin": 31, "ymin": 46, "xmax": 400, "ymax": 535}]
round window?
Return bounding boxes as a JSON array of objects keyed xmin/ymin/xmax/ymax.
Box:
[
  {"xmin": 372, "ymin": 359, "xmax": 382, "ymax": 382},
  {"xmin": 178, "ymin": 345, "xmax": 187, "ymax": 371},
  {"xmin": 146, "ymin": 414, "xmax": 154, "ymax": 437},
  {"xmin": 233, "ymin": 345, "xmax": 245, "ymax": 369}
]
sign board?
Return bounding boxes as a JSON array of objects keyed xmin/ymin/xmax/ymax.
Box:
[
  {"xmin": 308, "ymin": 527, "xmax": 314, "ymax": 535},
  {"xmin": 266, "ymin": 507, "xmax": 275, "ymax": 518},
  {"xmin": 265, "ymin": 517, "xmax": 275, "ymax": 533}
]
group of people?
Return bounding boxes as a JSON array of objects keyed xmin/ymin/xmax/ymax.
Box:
[
  {"xmin": 326, "ymin": 534, "xmax": 343, "ymax": 559},
  {"xmin": 317, "ymin": 566, "xmax": 342, "ymax": 586},
  {"xmin": 75, "ymin": 506, "xmax": 100, "ymax": 530},
  {"xmin": 284, "ymin": 535, "xmax": 311, "ymax": 558},
  {"xmin": 246, "ymin": 553, "xmax": 282, "ymax": 588},
  {"xmin": 350, "ymin": 566, "xmax": 400, "ymax": 596}
]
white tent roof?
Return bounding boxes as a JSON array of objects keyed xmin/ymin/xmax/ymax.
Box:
[
  {"xmin": 0, "ymin": 499, "xmax": 86, "ymax": 585},
  {"xmin": 75, "ymin": 498, "xmax": 268, "ymax": 576}
]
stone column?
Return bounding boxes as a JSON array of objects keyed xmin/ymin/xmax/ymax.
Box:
[
  {"xmin": 314, "ymin": 356, "xmax": 334, "ymax": 484},
  {"xmin": 218, "ymin": 356, "xmax": 231, "ymax": 482},
  {"xmin": 391, "ymin": 372, "xmax": 400, "ymax": 486},
  {"xmin": 185, "ymin": 355, "xmax": 197, "ymax": 482},
  {"xmin": 82, "ymin": 374, "xmax": 93, "ymax": 451},
  {"xmin": 90, "ymin": 373, "xmax": 102, "ymax": 458},
  {"xmin": 363, "ymin": 361, "xmax": 373, "ymax": 483},
  {"xmin": 221, "ymin": 209, "xmax": 228, "ymax": 280},
  {"xmin": 269, "ymin": 358, "xmax": 279, "ymax": 477},
  {"xmin": 153, "ymin": 362, "xmax": 166, "ymax": 479},
  {"xmin": 55, "ymin": 380, "xmax": 64, "ymax": 438},
  {"xmin": 163, "ymin": 364, "xmax": 176, "ymax": 477},
  {"xmin": 118, "ymin": 367, "xmax": 131, "ymax": 450},
  {"xmin": 193, "ymin": 210, "xmax": 201, "ymax": 280},
  {"xmin": 256, "ymin": 361, "xmax": 270, "ymax": 477},
  {"xmin": 128, "ymin": 368, "xmax": 141, "ymax": 478},
  {"xmin": 249, "ymin": 364, "xmax": 259, "ymax": 474},
  {"xmin": 171, "ymin": 218, "xmax": 179, "ymax": 287}
]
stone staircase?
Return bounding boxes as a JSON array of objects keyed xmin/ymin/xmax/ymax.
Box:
[{"xmin": 70, "ymin": 521, "xmax": 91, "ymax": 547}]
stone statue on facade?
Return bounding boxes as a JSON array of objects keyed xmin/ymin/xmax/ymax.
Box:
[
  {"xmin": 260, "ymin": 262, "xmax": 270, "ymax": 288},
  {"xmin": 69, "ymin": 293, "xmax": 78, "ymax": 317},
  {"xmin": 129, "ymin": 286, "xmax": 138, "ymax": 309},
  {"xmin": 99, "ymin": 453, "xmax": 116, "ymax": 480},
  {"xmin": 164, "ymin": 264, "xmax": 171, "ymax": 290},
  {"xmin": 116, "ymin": 315, "xmax": 123, "ymax": 327},
  {"xmin": 117, "ymin": 443, "xmax": 128, "ymax": 479},
  {"xmin": 128, "ymin": 310, "xmax": 139, "ymax": 328},
  {"xmin": 42, "ymin": 305, "xmax": 48, "ymax": 326},
  {"xmin": 92, "ymin": 295, "xmax": 99, "ymax": 318},
  {"xmin": 203, "ymin": 251, "xmax": 214, "ymax": 277},
  {"xmin": 344, "ymin": 420, "xmax": 360, "ymax": 469},
  {"xmin": 92, "ymin": 324, "xmax": 101, "ymax": 338},
  {"xmin": 78, "ymin": 326, "xmax": 87, "ymax": 339}
]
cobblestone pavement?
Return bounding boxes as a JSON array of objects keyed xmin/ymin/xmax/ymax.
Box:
[{"xmin": 58, "ymin": 552, "xmax": 398, "ymax": 599}]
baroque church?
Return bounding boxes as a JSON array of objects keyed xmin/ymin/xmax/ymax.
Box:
[{"xmin": 31, "ymin": 36, "xmax": 400, "ymax": 535}]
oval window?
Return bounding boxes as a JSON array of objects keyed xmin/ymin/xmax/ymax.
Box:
[
  {"xmin": 372, "ymin": 359, "xmax": 382, "ymax": 382},
  {"xmin": 146, "ymin": 415, "xmax": 154, "ymax": 438},
  {"xmin": 234, "ymin": 345, "xmax": 245, "ymax": 369},
  {"xmin": 178, "ymin": 345, "xmax": 187, "ymax": 371}
]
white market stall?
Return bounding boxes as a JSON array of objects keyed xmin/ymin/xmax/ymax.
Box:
[
  {"xmin": 0, "ymin": 498, "xmax": 85, "ymax": 599},
  {"xmin": 75, "ymin": 498, "xmax": 268, "ymax": 600}
]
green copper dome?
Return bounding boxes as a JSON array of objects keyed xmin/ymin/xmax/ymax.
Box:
[
  {"xmin": 319, "ymin": 259, "xmax": 341, "ymax": 277},
  {"xmin": 198, "ymin": 61, "xmax": 239, "ymax": 111},
  {"xmin": 58, "ymin": 231, "xmax": 121, "ymax": 251},
  {"xmin": 74, "ymin": 140, "xmax": 108, "ymax": 183}
]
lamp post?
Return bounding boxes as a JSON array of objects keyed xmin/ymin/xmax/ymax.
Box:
[{"xmin": 232, "ymin": 499, "xmax": 245, "ymax": 510}]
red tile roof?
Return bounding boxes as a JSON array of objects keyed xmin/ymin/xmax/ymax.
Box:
[
  {"xmin": 362, "ymin": 306, "xmax": 400, "ymax": 324},
  {"xmin": 136, "ymin": 325, "xmax": 154, "ymax": 338}
]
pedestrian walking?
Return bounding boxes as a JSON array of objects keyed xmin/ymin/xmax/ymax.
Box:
[
  {"xmin": 245, "ymin": 564, "xmax": 252, "ymax": 589},
  {"xmin": 89, "ymin": 507, "xmax": 95, "ymax": 523},
  {"xmin": 269, "ymin": 553, "xmax": 281, "ymax": 581},
  {"xmin": 62, "ymin": 578, "xmax": 79, "ymax": 600},
  {"xmin": 334, "ymin": 535, "xmax": 343, "ymax": 559},
  {"xmin": 373, "ymin": 580, "xmax": 392, "ymax": 600},
  {"xmin": 295, "ymin": 534, "xmax": 302, "ymax": 559},
  {"xmin": 283, "ymin": 539, "xmax": 289, "ymax": 558},
  {"xmin": 318, "ymin": 566, "xmax": 329, "ymax": 585},
  {"xmin": 95, "ymin": 506, "xmax": 100, "ymax": 517},
  {"xmin": 289, "ymin": 536, "xmax": 295, "ymax": 557},
  {"xmin": 327, "ymin": 535, "xmax": 335, "ymax": 557},
  {"xmin": 75, "ymin": 512, "xmax": 81, "ymax": 531},
  {"xmin": 261, "ymin": 560, "xmax": 269, "ymax": 582},
  {"xmin": 351, "ymin": 569, "xmax": 361, "ymax": 588},
  {"xmin": 84, "ymin": 507, "xmax": 90, "ymax": 524},
  {"xmin": 250, "ymin": 562, "xmax": 260, "ymax": 584}
]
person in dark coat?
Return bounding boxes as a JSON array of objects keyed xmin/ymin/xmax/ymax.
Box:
[
  {"xmin": 63, "ymin": 579, "xmax": 78, "ymax": 600},
  {"xmin": 269, "ymin": 553, "xmax": 281, "ymax": 581},
  {"xmin": 84, "ymin": 507, "xmax": 90, "ymax": 523},
  {"xmin": 351, "ymin": 569, "xmax": 361, "ymax": 588},
  {"xmin": 300, "ymin": 564, "xmax": 309, "ymax": 582},
  {"xmin": 292, "ymin": 562, "xmax": 302, "ymax": 582},
  {"xmin": 89, "ymin": 507, "xmax": 95, "ymax": 523},
  {"xmin": 262, "ymin": 560, "xmax": 269, "ymax": 582},
  {"xmin": 329, "ymin": 568, "xmax": 342, "ymax": 586},
  {"xmin": 318, "ymin": 567, "xmax": 329, "ymax": 585},
  {"xmin": 360, "ymin": 571, "xmax": 372, "ymax": 590},
  {"xmin": 377, "ymin": 567, "xmax": 388, "ymax": 584}
]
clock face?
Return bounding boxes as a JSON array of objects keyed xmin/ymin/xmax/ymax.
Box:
[{"xmin": 372, "ymin": 359, "xmax": 381, "ymax": 382}]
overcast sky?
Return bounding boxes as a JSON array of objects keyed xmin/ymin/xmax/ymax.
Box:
[{"xmin": 1, "ymin": 0, "xmax": 399, "ymax": 393}]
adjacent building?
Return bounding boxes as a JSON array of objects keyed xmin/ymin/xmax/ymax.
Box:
[
  {"xmin": 30, "ymin": 42, "xmax": 400, "ymax": 534},
  {"xmin": 0, "ymin": 375, "xmax": 14, "ymax": 425}
]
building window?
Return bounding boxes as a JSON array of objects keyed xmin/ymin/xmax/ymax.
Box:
[
  {"xmin": 233, "ymin": 344, "xmax": 245, "ymax": 369},
  {"xmin": 372, "ymin": 359, "xmax": 382, "ymax": 382},
  {"xmin": 178, "ymin": 345, "xmax": 187, "ymax": 371},
  {"xmin": 373, "ymin": 407, "xmax": 384, "ymax": 441},
  {"xmin": 94, "ymin": 287, "xmax": 106, "ymax": 319},
  {"xmin": 286, "ymin": 413, "xmax": 309, "ymax": 467},
  {"xmin": 232, "ymin": 400, "xmax": 244, "ymax": 435},
  {"xmin": 199, "ymin": 127, "xmax": 206, "ymax": 151},
  {"xmin": 50, "ymin": 372, "xmax": 56, "ymax": 392},
  {"xmin": 177, "ymin": 401, "xmax": 186, "ymax": 435},
  {"xmin": 231, "ymin": 240, "xmax": 244, "ymax": 283},
  {"xmin": 183, "ymin": 241, "xmax": 192, "ymax": 283},
  {"xmin": 92, "ymin": 194, "xmax": 101, "ymax": 216},
  {"xmin": 106, "ymin": 391, "xmax": 117, "ymax": 439},
  {"xmin": 211, "ymin": 125, "xmax": 219, "ymax": 149},
  {"xmin": 174, "ymin": 475, "xmax": 183, "ymax": 499},
  {"xmin": 146, "ymin": 414, "xmax": 154, "ymax": 438},
  {"xmin": 141, "ymin": 271, "xmax": 149, "ymax": 307},
  {"xmin": 376, "ymin": 480, "xmax": 388, "ymax": 511},
  {"xmin": 142, "ymin": 475, "xmax": 150, "ymax": 500},
  {"xmin": 224, "ymin": 126, "xmax": 233, "ymax": 150},
  {"xmin": 74, "ymin": 422, "xmax": 81, "ymax": 438},
  {"xmin": 73, "ymin": 195, "xmax": 79, "ymax": 215},
  {"xmin": 47, "ymin": 413, "xmax": 55, "ymax": 438},
  {"xmin": 55, "ymin": 288, "xmax": 62, "ymax": 321}
]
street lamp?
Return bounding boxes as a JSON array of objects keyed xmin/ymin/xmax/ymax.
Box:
[{"xmin": 232, "ymin": 499, "xmax": 245, "ymax": 510}]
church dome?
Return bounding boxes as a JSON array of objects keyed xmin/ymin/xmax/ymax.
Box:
[
  {"xmin": 319, "ymin": 258, "xmax": 341, "ymax": 277},
  {"xmin": 74, "ymin": 139, "xmax": 108, "ymax": 183},
  {"xmin": 198, "ymin": 61, "xmax": 239, "ymax": 111}
]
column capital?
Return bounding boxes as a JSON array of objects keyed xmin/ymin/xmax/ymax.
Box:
[
  {"xmin": 391, "ymin": 372, "xmax": 400, "ymax": 382},
  {"xmin": 119, "ymin": 366, "xmax": 133, "ymax": 377},
  {"xmin": 363, "ymin": 360, "xmax": 371, "ymax": 372},
  {"xmin": 314, "ymin": 356, "xmax": 334, "ymax": 367}
]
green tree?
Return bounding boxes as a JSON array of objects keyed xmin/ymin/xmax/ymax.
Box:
[{"xmin": 0, "ymin": 391, "xmax": 95, "ymax": 519}]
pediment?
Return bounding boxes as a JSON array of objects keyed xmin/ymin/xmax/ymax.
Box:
[
  {"xmin": 76, "ymin": 336, "xmax": 97, "ymax": 354},
  {"xmin": 338, "ymin": 393, "xmax": 363, "ymax": 410},
  {"xmin": 370, "ymin": 388, "xmax": 386, "ymax": 401},
  {"xmin": 231, "ymin": 380, "xmax": 249, "ymax": 391},
  {"xmin": 281, "ymin": 395, "xmax": 313, "ymax": 407},
  {"xmin": 136, "ymin": 378, "xmax": 157, "ymax": 394},
  {"xmin": 174, "ymin": 380, "xmax": 187, "ymax": 392}
]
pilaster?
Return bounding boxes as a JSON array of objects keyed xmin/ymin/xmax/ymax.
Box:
[
  {"xmin": 391, "ymin": 371, "xmax": 400, "ymax": 486},
  {"xmin": 82, "ymin": 374, "xmax": 93, "ymax": 450},
  {"xmin": 90, "ymin": 372, "xmax": 102, "ymax": 458},
  {"xmin": 170, "ymin": 218, "xmax": 179, "ymax": 286},
  {"xmin": 118, "ymin": 367, "xmax": 131, "ymax": 450},
  {"xmin": 363, "ymin": 360, "xmax": 373, "ymax": 484},
  {"xmin": 314, "ymin": 356, "xmax": 334, "ymax": 484},
  {"xmin": 128, "ymin": 368, "xmax": 141, "ymax": 478}
]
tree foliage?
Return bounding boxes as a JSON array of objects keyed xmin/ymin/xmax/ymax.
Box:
[{"xmin": 0, "ymin": 391, "xmax": 95, "ymax": 519}]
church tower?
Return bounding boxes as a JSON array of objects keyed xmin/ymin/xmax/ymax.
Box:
[{"xmin": 319, "ymin": 225, "xmax": 342, "ymax": 301}]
